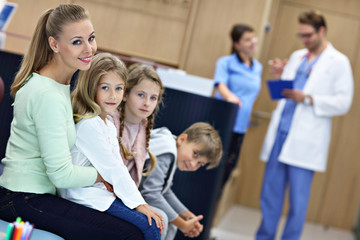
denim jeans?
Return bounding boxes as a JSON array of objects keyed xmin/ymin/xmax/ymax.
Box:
[
  {"xmin": 106, "ymin": 199, "xmax": 161, "ymax": 240},
  {"xmin": 0, "ymin": 187, "xmax": 143, "ymax": 240}
]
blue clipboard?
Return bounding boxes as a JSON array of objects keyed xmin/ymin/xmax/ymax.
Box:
[
  {"xmin": 267, "ymin": 79, "xmax": 293, "ymax": 100},
  {"xmin": 0, "ymin": 2, "xmax": 17, "ymax": 31}
]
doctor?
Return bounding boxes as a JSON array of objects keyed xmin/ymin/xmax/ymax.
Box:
[{"xmin": 256, "ymin": 10, "xmax": 353, "ymax": 240}]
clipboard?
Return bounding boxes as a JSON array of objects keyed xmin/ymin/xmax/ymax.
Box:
[
  {"xmin": 267, "ymin": 79, "xmax": 293, "ymax": 100},
  {"xmin": 0, "ymin": 2, "xmax": 17, "ymax": 31}
]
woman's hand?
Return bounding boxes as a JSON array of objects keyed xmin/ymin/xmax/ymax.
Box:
[
  {"xmin": 95, "ymin": 172, "xmax": 104, "ymax": 183},
  {"xmin": 226, "ymin": 94, "xmax": 242, "ymax": 108},
  {"xmin": 217, "ymin": 83, "xmax": 242, "ymax": 107},
  {"xmin": 136, "ymin": 204, "xmax": 164, "ymax": 232},
  {"xmin": 95, "ymin": 172, "xmax": 114, "ymax": 193}
]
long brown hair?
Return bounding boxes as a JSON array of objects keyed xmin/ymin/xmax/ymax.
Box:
[
  {"xmin": 10, "ymin": 4, "xmax": 89, "ymax": 97},
  {"xmin": 71, "ymin": 53, "xmax": 127, "ymax": 123},
  {"xmin": 119, "ymin": 64, "xmax": 164, "ymax": 176}
]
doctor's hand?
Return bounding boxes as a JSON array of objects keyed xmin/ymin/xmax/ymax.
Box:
[
  {"xmin": 282, "ymin": 89, "xmax": 305, "ymax": 103},
  {"xmin": 269, "ymin": 58, "xmax": 288, "ymax": 79}
]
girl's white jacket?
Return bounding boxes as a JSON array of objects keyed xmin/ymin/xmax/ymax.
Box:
[
  {"xmin": 260, "ymin": 43, "xmax": 353, "ymax": 172},
  {"xmin": 58, "ymin": 116, "xmax": 146, "ymax": 211}
]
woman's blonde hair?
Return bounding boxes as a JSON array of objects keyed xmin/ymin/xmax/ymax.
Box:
[
  {"xmin": 119, "ymin": 63, "xmax": 164, "ymax": 176},
  {"xmin": 10, "ymin": 4, "xmax": 90, "ymax": 97},
  {"xmin": 71, "ymin": 53, "xmax": 127, "ymax": 123}
]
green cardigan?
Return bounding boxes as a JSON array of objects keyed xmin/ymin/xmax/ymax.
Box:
[{"xmin": 0, "ymin": 73, "xmax": 97, "ymax": 195}]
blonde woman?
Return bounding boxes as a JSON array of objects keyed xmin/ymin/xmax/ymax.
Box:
[{"xmin": 0, "ymin": 4, "xmax": 142, "ymax": 239}]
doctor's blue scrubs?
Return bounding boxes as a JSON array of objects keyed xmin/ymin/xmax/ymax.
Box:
[{"xmin": 256, "ymin": 54, "xmax": 321, "ymax": 240}]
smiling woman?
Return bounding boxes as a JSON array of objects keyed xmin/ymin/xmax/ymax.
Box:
[
  {"xmin": 40, "ymin": 18, "xmax": 97, "ymax": 84},
  {"xmin": 0, "ymin": 4, "xmax": 143, "ymax": 240}
]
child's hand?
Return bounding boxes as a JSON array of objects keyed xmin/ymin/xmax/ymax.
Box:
[
  {"xmin": 136, "ymin": 204, "xmax": 164, "ymax": 232},
  {"xmin": 183, "ymin": 215, "xmax": 203, "ymax": 238},
  {"xmin": 179, "ymin": 210, "xmax": 196, "ymax": 220},
  {"xmin": 179, "ymin": 215, "xmax": 203, "ymax": 234}
]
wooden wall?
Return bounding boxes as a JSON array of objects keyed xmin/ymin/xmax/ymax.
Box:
[
  {"xmin": 2, "ymin": 0, "xmax": 360, "ymax": 231},
  {"xmin": 3, "ymin": 0, "xmax": 268, "ymax": 75}
]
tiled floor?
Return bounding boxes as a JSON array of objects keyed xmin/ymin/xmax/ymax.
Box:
[{"xmin": 211, "ymin": 205, "xmax": 355, "ymax": 240}]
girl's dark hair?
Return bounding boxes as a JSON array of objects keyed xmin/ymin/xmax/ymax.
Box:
[{"xmin": 230, "ymin": 24, "xmax": 254, "ymax": 53}]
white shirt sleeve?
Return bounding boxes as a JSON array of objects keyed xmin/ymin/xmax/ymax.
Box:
[
  {"xmin": 312, "ymin": 56, "xmax": 353, "ymax": 117},
  {"xmin": 75, "ymin": 117, "xmax": 146, "ymax": 209}
]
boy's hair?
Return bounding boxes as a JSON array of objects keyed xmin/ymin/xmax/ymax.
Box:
[
  {"xmin": 182, "ymin": 122, "xmax": 223, "ymax": 169},
  {"xmin": 11, "ymin": 4, "xmax": 89, "ymax": 97},
  {"xmin": 71, "ymin": 52, "xmax": 127, "ymax": 123},
  {"xmin": 298, "ymin": 10, "xmax": 327, "ymax": 32},
  {"xmin": 119, "ymin": 63, "xmax": 165, "ymax": 176}
]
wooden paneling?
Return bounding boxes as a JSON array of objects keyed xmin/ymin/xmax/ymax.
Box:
[
  {"xmin": 285, "ymin": 0, "xmax": 360, "ymax": 18},
  {"xmin": 73, "ymin": 0, "xmax": 193, "ymax": 66},
  {"xmin": 181, "ymin": 0, "xmax": 268, "ymax": 78},
  {"xmin": 3, "ymin": 0, "xmax": 195, "ymax": 66},
  {"xmin": 234, "ymin": 117, "xmax": 267, "ymax": 207},
  {"xmin": 3, "ymin": 0, "xmax": 68, "ymax": 54},
  {"xmin": 315, "ymin": 25, "xmax": 360, "ymax": 228}
]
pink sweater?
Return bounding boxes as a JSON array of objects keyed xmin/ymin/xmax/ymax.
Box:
[{"xmin": 108, "ymin": 111, "xmax": 148, "ymax": 186}]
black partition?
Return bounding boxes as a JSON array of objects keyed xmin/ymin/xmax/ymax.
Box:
[
  {"xmin": 154, "ymin": 88, "xmax": 237, "ymax": 240},
  {"xmin": 0, "ymin": 51, "xmax": 22, "ymax": 160}
]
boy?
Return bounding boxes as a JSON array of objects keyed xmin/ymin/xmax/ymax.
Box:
[{"xmin": 139, "ymin": 122, "xmax": 223, "ymax": 239}]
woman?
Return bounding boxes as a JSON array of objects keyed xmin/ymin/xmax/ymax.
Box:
[
  {"xmin": 213, "ymin": 24, "xmax": 263, "ymax": 186},
  {"xmin": 0, "ymin": 4, "xmax": 143, "ymax": 239}
]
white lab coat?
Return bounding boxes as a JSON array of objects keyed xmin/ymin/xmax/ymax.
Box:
[{"xmin": 260, "ymin": 43, "xmax": 353, "ymax": 172}]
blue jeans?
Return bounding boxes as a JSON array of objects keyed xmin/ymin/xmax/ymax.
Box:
[
  {"xmin": 0, "ymin": 187, "xmax": 143, "ymax": 240},
  {"xmin": 106, "ymin": 199, "xmax": 161, "ymax": 240}
]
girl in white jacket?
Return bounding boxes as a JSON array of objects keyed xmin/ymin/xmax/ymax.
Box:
[{"xmin": 58, "ymin": 53, "xmax": 163, "ymax": 240}]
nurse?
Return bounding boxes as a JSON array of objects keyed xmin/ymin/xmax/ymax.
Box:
[{"xmin": 213, "ymin": 23, "xmax": 262, "ymax": 186}]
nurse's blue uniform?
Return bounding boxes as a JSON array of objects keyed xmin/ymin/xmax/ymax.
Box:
[{"xmin": 213, "ymin": 53, "xmax": 262, "ymax": 185}]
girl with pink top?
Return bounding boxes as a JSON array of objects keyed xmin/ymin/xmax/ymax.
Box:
[
  {"xmin": 109, "ymin": 63, "xmax": 164, "ymax": 186},
  {"xmin": 109, "ymin": 64, "xmax": 170, "ymax": 239}
]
